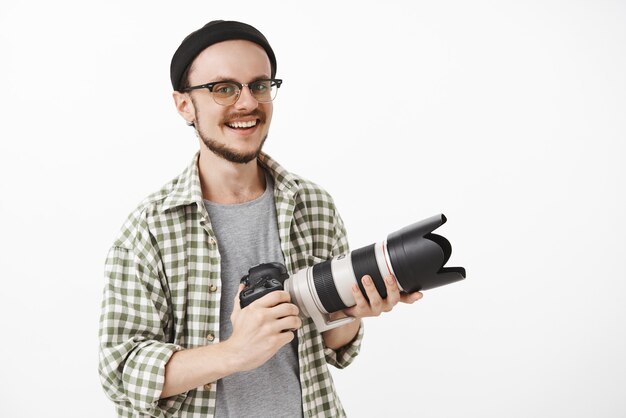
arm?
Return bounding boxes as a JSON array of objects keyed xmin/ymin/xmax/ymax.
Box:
[
  {"xmin": 162, "ymin": 287, "xmax": 301, "ymax": 398},
  {"xmin": 319, "ymin": 202, "xmax": 362, "ymax": 356},
  {"xmin": 321, "ymin": 313, "xmax": 362, "ymax": 350},
  {"xmin": 322, "ymin": 274, "xmax": 423, "ymax": 350},
  {"xmin": 161, "ymin": 341, "xmax": 239, "ymax": 398},
  {"xmin": 99, "ymin": 245, "xmax": 186, "ymax": 415},
  {"xmin": 100, "ymin": 246, "xmax": 300, "ymax": 412},
  {"xmin": 320, "ymin": 201, "xmax": 422, "ymax": 352}
]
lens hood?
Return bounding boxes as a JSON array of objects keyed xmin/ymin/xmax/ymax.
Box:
[{"xmin": 387, "ymin": 214, "xmax": 466, "ymax": 292}]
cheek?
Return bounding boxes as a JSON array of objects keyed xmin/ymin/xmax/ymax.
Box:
[
  {"xmin": 263, "ymin": 104, "xmax": 274, "ymax": 125},
  {"xmin": 196, "ymin": 105, "xmax": 225, "ymax": 129}
]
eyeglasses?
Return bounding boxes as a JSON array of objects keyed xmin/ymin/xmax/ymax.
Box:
[{"xmin": 182, "ymin": 78, "xmax": 283, "ymax": 106}]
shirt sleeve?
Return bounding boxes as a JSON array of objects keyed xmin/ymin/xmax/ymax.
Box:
[
  {"xmin": 323, "ymin": 321, "xmax": 364, "ymax": 369},
  {"xmin": 99, "ymin": 245, "xmax": 188, "ymax": 417},
  {"xmin": 323, "ymin": 202, "xmax": 365, "ymax": 369}
]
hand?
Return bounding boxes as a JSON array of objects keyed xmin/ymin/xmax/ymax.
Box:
[
  {"xmin": 226, "ymin": 285, "xmax": 302, "ymax": 372},
  {"xmin": 343, "ymin": 275, "xmax": 423, "ymax": 319}
]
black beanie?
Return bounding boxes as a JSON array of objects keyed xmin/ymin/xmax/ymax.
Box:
[{"xmin": 170, "ymin": 20, "xmax": 277, "ymax": 91}]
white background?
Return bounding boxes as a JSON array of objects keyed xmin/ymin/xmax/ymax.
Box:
[{"xmin": 1, "ymin": 1, "xmax": 625, "ymax": 417}]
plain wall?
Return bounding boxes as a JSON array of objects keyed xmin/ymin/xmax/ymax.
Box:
[{"xmin": 1, "ymin": 1, "xmax": 624, "ymax": 417}]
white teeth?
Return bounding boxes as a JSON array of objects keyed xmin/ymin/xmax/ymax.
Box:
[{"xmin": 227, "ymin": 120, "xmax": 257, "ymax": 129}]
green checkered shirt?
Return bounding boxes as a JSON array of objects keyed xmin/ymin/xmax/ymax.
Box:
[{"xmin": 99, "ymin": 152, "xmax": 364, "ymax": 417}]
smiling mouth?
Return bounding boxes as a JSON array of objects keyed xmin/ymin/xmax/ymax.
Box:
[{"xmin": 226, "ymin": 119, "xmax": 259, "ymax": 129}]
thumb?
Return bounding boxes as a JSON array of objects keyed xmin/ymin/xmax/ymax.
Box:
[{"xmin": 231, "ymin": 284, "xmax": 245, "ymax": 319}]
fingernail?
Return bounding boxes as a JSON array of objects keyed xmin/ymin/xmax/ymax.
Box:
[
  {"xmin": 363, "ymin": 276, "xmax": 371, "ymax": 285},
  {"xmin": 385, "ymin": 276, "xmax": 395, "ymax": 285}
]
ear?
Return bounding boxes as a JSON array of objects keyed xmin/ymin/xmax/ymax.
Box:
[{"xmin": 172, "ymin": 91, "xmax": 195, "ymax": 125}]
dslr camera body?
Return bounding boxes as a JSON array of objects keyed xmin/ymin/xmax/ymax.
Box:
[{"xmin": 240, "ymin": 262, "xmax": 289, "ymax": 308}]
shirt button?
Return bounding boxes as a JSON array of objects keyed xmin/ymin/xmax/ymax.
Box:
[
  {"xmin": 209, "ymin": 237, "xmax": 216, "ymax": 245},
  {"xmin": 206, "ymin": 333, "xmax": 215, "ymax": 342},
  {"xmin": 209, "ymin": 284, "xmax": 218, "ymax": 292},
  {"xmin": 204, "ymin": 383, "xmax": 212, "ymax": 391}
]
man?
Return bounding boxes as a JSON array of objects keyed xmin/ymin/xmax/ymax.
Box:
[{"xmin": 99, "ymin": 20, "xmax": 423, "ymax": 418}]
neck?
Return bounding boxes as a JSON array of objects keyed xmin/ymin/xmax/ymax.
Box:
[{"xmin": 198, "ymin": 149, "xmax": 266, "ymax": 204}]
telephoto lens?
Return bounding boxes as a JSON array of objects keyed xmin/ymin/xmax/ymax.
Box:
[{"xmin": 283, "ymin": 214, "xmax": 466, "ymax": 332}]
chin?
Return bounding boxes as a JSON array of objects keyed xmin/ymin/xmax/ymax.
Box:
[{"xmin": 201, "ymin": 133, "xmax": 267, "ymax": 165}]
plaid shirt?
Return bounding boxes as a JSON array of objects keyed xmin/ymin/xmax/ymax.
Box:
[{"xmin": 99, "ymin": 152, "xmax": 364, "ymax": 417}]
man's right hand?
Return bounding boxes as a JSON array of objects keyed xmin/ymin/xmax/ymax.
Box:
[
  {"xmin": 226, "ymin": 284, "xmax": 301, "ymax": 372},
  {"xmin": 160, "ymin": 285, "xmax": 301, "ymax": 398}
]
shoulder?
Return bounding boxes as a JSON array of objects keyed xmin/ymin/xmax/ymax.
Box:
[
  {"xmin": 260, "ymin": 152, "xmax": 340, "ymax": 211},
  {"xmin": 293, "ymin": 175, "xmax": 337, "ymax": 209},
  {"xmin": 259, "ymin": 153, "xmax": 332, "ymax": 205},
  {"xmin": 112, "ymin": 174, "xmax": 183, "ymax": 250},
  {"xmin": 286, "ymin": 172, "xmax": 349, "ymax": 256}
]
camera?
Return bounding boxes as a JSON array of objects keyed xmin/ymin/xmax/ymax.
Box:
[
  {"xmin": 239, "ymin": 262, "xmax": 289, "ymax": 308},
  {"xmin": 239, "ymin": 213, "xmax": 466, "ymax": 332}
]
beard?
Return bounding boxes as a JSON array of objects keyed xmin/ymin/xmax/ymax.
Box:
[
  {"xmin": 193, "ymin": 106, "xmax": 268, "ymax": 164},
  {"xmin": 197, "ymin": 129, "xmax": 268, "ymax": 164}
]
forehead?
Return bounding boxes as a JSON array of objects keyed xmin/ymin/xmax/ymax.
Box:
[{"xmin": 188, "ymin": 39, "xmax": 272, "ymax": 83}]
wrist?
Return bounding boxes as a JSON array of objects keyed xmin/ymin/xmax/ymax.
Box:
[{"xmin": 216, "ymin": 339, "xmax": 244, "ymax": 374}]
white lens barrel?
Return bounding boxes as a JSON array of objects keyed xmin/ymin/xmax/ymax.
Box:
[
  {"xmin": 329, "ymin": 253, "xmax": 357, "ymax": 308},
  {"xmin": 283, "ymin": 269, "xmax": 313, "ymax": 318}
]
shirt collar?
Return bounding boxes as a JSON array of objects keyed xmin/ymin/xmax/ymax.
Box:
[
  {"xmin": 162, "ymin": 151, "xmax": 299, "ymax": 211},
  {"xmin": 258, "ymin": 151, "xmax": 299, "ymax": 193}
]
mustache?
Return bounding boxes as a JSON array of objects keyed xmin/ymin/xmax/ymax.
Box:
[{"xmin": 222, "ymin": 109, "xmax": 266, "ymax": 124}]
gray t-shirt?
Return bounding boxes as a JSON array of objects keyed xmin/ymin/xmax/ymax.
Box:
[{"xmin": 204, "ymin": 172, "xmax": 303, "ymax": 418}]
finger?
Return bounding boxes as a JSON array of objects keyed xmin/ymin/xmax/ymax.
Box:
[
  {"xmin": 271, "ymin": 315, "xmax": 302, "ymax": 333},
  {"xmin": 361, "ymin": 275, "xmax": 383, "ymax": 314},
  {"xmin": 253, "ymin": 290, "xmax": 292, "ymax": 308},
  {"xmin": 275, "ymin": 329, "xmax": 296, "ymax": 347},
  {"xmin": 399, "ymin": 291, "xmax": 423, "ymax": 304},
  {"xmin": 232, "ymin": 284, "xmax": 245, "ymax": 312},
  {"xmin": 383, "ymin": 275, "xmax": 401, "ymax": 310},
  {"xmin": 269, "ymin": 302, "xmax": 300, "ymax": 319},
  {"xmin": 352, "ymin": 280, "xmax": 369, "ymax": 307},
  {"xmin": 343, "ymin": 283, "xmax": 368, "ymax": 317},
  {"xmin": 231, "ymin": 284, "xmax": 245, "ymax": 322}
]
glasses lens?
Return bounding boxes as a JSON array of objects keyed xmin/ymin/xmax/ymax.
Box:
[
  {"xmin": 211, "ymin": 82, "xmax": 240, "ymax": 105},
  {"xmin": 250, "ymin": 80, "xmax": 277, "ymax": 103}
]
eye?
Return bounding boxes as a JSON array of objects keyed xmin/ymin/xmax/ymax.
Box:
[
  {"xmin": 212, "ymin": 83, "xmax": 238, "ymax": 96},
  {"xmin": 250, "ymin": 81, "xmax": 271, "ymax": 92}
]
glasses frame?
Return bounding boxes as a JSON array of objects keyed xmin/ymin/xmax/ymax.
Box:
[{"xmin": 181, "ymin": 78, "xmax": 283, "ymax": 106}]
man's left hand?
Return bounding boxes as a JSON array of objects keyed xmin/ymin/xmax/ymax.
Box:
[{"xmin": 343, "ymin": 274, "xmax": 423, "ymax": 319}]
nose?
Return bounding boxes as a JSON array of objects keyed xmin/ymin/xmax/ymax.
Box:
[{"xmin": 234, "ymin": 85, "xmax": 259, "ymax": 111}]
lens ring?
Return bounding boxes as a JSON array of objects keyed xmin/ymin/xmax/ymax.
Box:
[
  {"xmin": 312, "ymin": 260, "xmax": 348, "ymax": 313},
  {"xmin": 351, "ymin": 244, "xmax": 388, "ymax": 301}
]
